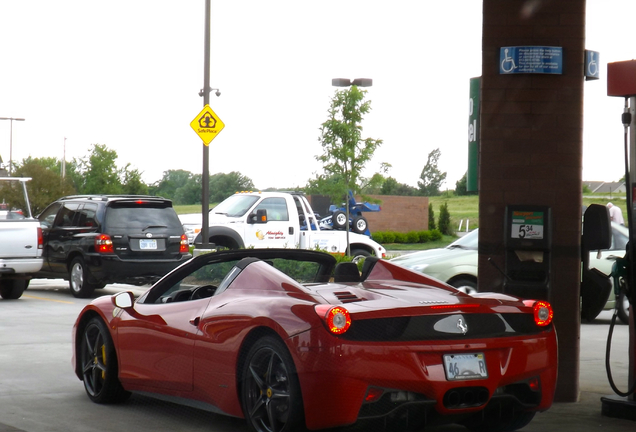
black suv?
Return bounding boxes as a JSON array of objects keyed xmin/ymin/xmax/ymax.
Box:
[{"xmin": 35, "ymin": 195, "xmax": 191, "ymax": 297}]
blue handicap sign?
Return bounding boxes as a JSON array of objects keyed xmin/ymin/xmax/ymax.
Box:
[{"xmin": 500, "ymin": 46, "xmax": 563, "ymax": 75}]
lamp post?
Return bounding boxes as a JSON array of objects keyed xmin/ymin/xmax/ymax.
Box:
[
  {"xmin": 0, "ymin": 117, "xmax": 25, "ymax": 176},
  {"xmin": 330, "ymin": 78, "xmax": 372, "ymax": 257}
]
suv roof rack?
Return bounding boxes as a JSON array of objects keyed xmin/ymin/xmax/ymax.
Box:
[{"xmin": 58, "ymin": 194, "xmax": 166, "ymax": 201}]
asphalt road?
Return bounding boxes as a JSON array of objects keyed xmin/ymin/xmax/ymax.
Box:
[{"xmin": 0, "ymin": 279, "xmax": 634, "ymax": 432}]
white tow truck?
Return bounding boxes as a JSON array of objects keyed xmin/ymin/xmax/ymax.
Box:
[
  {"xmin": 191, "ymin": 191, "xmax": 386, "ymax": 260},
  {"xmin": 0, "ymin": 177, "xmax": 43, "ymax": 299}
]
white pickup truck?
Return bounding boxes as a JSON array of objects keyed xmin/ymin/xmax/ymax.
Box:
[
  {"xmin": 0, "ymin": 177, "xmax": 43, "ymax": 299},
  {"xmin": 191, "ymin": 191, "xmax": 386, "ymax": 260}
]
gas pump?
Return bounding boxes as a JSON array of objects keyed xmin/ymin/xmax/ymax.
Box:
[{"xmin": 601, "ymin": 60, "xmax": 636, "ymax": 420}]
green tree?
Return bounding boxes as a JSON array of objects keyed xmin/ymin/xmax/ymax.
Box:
[
  {"xmin": 428, "ymin": 203, "xmax": 437, "ymax": 230},
  {"xmin": 74, "ymin": 144, "xmax": 122, "ymax": 194},
  {"xmin": 314, "ymin": 85, "xmax": 383, "ymax": 201},
  {"xmin": 9, "ymin": 157, "xmax": 76, "ymax": 215},
  {"xmin": 438, "ymin": 202, "xmax": 452, "ymax": 235},
  {"xmin": 121, "ymin": 165, "xmax": 149, "ymax": 195},
  {"xmin": 455, "ymin": 172, "xmax": 478, "ymax": 196},
  {"xmin": 173, "ymin": 174, "xmax": 202, "ymax": 205},
  {"xmin": 208, "ymin": 172, "xmax": 255, "ymax": 204},
  {"xmin": 418, "ymin": 148, "xmax": 447, "ymax": 196},
  {"xmin": 150, "ymin": 169, "xmax": 193, "ymax": 200}
]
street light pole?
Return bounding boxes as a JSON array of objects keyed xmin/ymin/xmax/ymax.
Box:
[
  {"xmin": 0, "ymin": 117, "xmax": 25, "ymax": 176},
  {"xmin": 330, "ymin": 78, "xmax": 372, "ymax": 257}
]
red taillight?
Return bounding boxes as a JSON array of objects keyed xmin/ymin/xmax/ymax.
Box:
[
  {"xmin": 95, "ymin": 234, "xmax": 114, "ymax": 253},
  {"xmin": 315, "ymin": 305, "xmax": 351, "ymax": 335},
  {"xmin": 365, "ymin": 387, "xmax": 384, "ymax": 402},
  {"xmin": 525, "ymin": 300, "xmax": 553, "ymax": 326},
  {"xmin": 180, "ymin": 234, "xmax": 189, "ymax": 253},
  {"xmin": 528, "ymin": 376, "xmax": 541, "ymax": 392},
  {"xmin": 37, "ymin": 227, "xmax": 43, "ymax": 250}
]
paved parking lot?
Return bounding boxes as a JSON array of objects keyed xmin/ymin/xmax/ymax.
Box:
[{"xmin": 0, "ymin": 279, "xmax": 634, "ymax": 432}]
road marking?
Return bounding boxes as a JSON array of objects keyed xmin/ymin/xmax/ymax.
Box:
[{"xmin": 22, "ymin": 294, "xmax": 75, "ymax": 304}]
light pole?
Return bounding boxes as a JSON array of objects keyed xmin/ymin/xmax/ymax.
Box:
[
  {"xmin": 0, "ymin": 117, "xmax": 25, "ymax": 176},
  {"xmin": 330, "ymin": 78, "xmax": 372, "ymax": 257}
]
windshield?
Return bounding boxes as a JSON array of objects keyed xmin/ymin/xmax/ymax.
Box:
[
  {"xmin": 211, "ymin": 195, "xmax": 260, "ymax": 217},
  {"xmin": 447, "ymin": 229, "xmax": 479, "ymax": 250}
]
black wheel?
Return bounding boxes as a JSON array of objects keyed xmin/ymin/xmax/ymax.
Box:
[
  {"xmin": 617, "ymin": 289, "xmax": 630, "ymax": 325},
  {"xmin": 0, "ymin": 279, "xmax": 28, "ymax": 299},
  {"xmin": 332, "ymin": 211, "xmax": 347, "ymax": 230},
  {"xmin": 69, "ymin": 257, "xmax": 96, "ymax": 298},
  {"xmin": 464, "ymin": 410, "xmax": 535, "ymax": 432},
  {"xmin": 241, "ymin": 336, "xmax": 304, "ymax": 432},
  {"xmin": 350, "ymin": 249, "xmax": 371, "ymax": 264},
  {"xmin": 352, "ymin": 216, "xmax": 368, "ymax": 234},
  {"xmin": 80, "ymin": 317, "xmax": 130, "ymax": 404},
  {"xmin": 449, "ymin": 278, "xmax": 478, "ymax": 295}
]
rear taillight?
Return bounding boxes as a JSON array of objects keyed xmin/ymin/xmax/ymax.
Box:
[
  {"xmin": 37, "ymin": 227, "xmax": 43, "ymax": 249},
  {"xmin": 180, "ymin": 234, "xmax": 189, "ymax": 253},
  {"xmin": 95, "ymin": 234, "xmax": 114, "ymax": 254},
  {"xmin": 525, "ymin": 300, "xmax": 553, "ymax": 326},
  {"xmin": 315, "ymin": 305, "xmax": 351, "ymax": 335}
]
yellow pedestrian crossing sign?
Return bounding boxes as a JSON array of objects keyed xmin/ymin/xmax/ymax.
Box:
[{"xmin": 190, "ymin": 104, "xmax": 225, "ymax": 145}]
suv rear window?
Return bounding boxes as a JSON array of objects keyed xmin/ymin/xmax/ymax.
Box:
[{"xmin": 105, "ymin": 202, "xmax": 182, "ymax": 229}]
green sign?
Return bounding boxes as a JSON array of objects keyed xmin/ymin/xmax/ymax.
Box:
[{"xmin": 467, "ymin": 77, "xmax": 480, "ymax": 192}]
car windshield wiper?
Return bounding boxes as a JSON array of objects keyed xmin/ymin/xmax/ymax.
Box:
[
  {"xmin": 447, "ymin": 244, "xmax": 467, "ymax": 249},
  {"xmin": 142, "ymin": 225, "xmax": 168, "ymax": 231}
]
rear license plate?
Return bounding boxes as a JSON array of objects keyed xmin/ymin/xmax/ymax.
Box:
[
  {"xmin": 443, "ymin": 353, "xmax": 488, "ymax": 381},
  {"xmin": 139, "ymin": 239, "xmax": 157, "ymax": 250}
]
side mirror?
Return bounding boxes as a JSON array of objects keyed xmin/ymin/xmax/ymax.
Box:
[
  {"xmin": 112, "ymin": 291, "xmax": 134, "ymax": 309},
  {"xmin": 582, "ymin": 204, "xmax": 611, "ymax": 252},
  {"xmin": 248, "ymin": 209, "xmax": 268, "ymax": 224}
]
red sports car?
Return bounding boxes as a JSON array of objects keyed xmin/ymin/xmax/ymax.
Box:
[{"xmin": 72, "ymin": 249, "xmax": 557, "ymax": 432}]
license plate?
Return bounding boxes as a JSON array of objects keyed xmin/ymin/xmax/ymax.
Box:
[
  {"xmin": 443, "ymin": 353, "xmax": 488, "ymax": 381},
  {"xmin": 139, "ymin": 239, "xmax": 157, "ymax": 250}
]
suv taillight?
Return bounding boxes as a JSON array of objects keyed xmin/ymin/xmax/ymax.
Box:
[
  {"xmin": 180, "ymin": 234, "xmax": 189, "ymax": 253},
  {"xmin": 37, "ymin": 227, "xmax": 43, "ymax": 249},
  {"xmin": 95, "ymin": 234, "xmax": 114, "ymax": 253}
]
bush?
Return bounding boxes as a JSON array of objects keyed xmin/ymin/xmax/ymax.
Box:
[
  {"xmin": 393, "ymin": 232, "xmax": 407, "ymax": 243},
  {"xmin": 429, "ymin": 229, "xmax": 443, "ymax": 241},
  {"xmin": 417, "ymin": 230, "xmax": 431, "ymax": 243},
  {"xmin": 438, "ymin": 202, "xmax": 452, "ymax": 235},
  {"xmin": 383, "ymin": 231, "xmax": 396, "ymax": 243},
  {"xmin": 371, "ymin": 232, "xmax": 384, "ymax": 243},
  {"xmin": 406, "ymin": 231, "xmax": 419, "ymax": 243}
]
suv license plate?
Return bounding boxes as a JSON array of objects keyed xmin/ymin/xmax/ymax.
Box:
[
  {"xmin": 139, "ymin": 239, "xmax": 157, "ymax": 250},
  {"xmin": 443, "ymin": 353, "xmax": 488, "ymax": 381}
]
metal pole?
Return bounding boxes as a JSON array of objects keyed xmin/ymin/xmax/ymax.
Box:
[
  {"xmin": 200, "ymin": 0, "xmax": 211, "ymax": 249},
  {"xmin": 62, "ymin": 137, "xmax": 66, "ymax": 179}
]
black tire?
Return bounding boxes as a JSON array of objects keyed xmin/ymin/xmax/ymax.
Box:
[
  {"xmin": 449, "ymin": 278, "xmax": 478, "ymax": 295},
  {"xmin": 350, "ymin": 249, "xmax": 371, "ymax": 264},
  {"xmin": 617, "ymin": 290, "xmax": 630, "ymax": 325},
  {"xmin": 241, "ymin": 336, "xmax": 304, "ymax": 432},
  {"xmin": 69, "ymin": 257, "xmax": 97, "ymax": 298},
  {"xmin": 465, "ymin": 410, "xmax": 535, "ymax": 432},
  {"xmin": 80, "ymin": 317, "xmax": 130, "ymax": 404},
  {"xmin": 352, "ymin": 216, "xmax": 368, "ymax": 234},
  {"xmin": 0, "ymin": 279, "xmax": 28, "ymax": 300},
  {"xmin": 332, "ymin": 211, "xmax": 347, "ymax": 230}
]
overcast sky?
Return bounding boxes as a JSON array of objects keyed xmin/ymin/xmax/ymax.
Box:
[{"xmin": 0, "ymin": 1, "xmax": 632, "ymax": 190}]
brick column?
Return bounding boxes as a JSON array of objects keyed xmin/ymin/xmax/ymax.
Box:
[{"xmin": 479, "ymin": 0, "xmax": 585, "ymax": 402}]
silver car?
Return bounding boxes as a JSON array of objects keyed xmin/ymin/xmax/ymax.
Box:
[{"xmin": 390, "ymin": 224, "xmax": 630, "ymax": 323}]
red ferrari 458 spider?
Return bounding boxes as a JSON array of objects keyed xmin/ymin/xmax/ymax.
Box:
[{"xmin": 72, "ymin": 248, "xmax": 557, "ymax": 432}]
